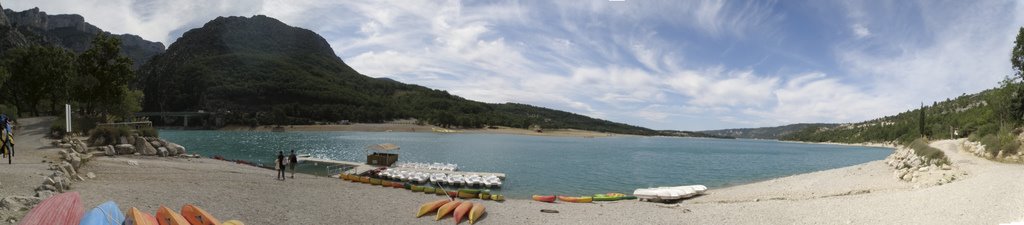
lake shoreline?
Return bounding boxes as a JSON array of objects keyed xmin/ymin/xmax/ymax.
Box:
[
  {"xmin": 5, "ymin": 118, "xmax": 1024, "ymax": 224},
  {"xmin": 218, "ymin": 123, "xmax": 626, "ymax": 138}
]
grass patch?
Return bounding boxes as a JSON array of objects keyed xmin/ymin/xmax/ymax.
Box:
[{"xmin": 908, "ymin": 138, "xmax": 949, "ymax": 165}]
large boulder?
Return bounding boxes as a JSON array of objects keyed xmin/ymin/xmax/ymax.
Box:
[
  {"xmin": 136, "ymin": 137, "xmax": 157, "ymax": 155},
  {"xmin": 119, "ymin": 136, "xmax": 129, "ymax": 145},
  {"xmin": 150, "ymin": 141, "xmax": 162, "ymax": 148},
  {"xmin": 114, "ymin": 144, "xmax": 135, "ymax": 154},
  {"xmin": 59, "ymin": 161, "xmax": 76, "ymax": 176},
  {"xmin": 103, "ymin": 145, "xmax": 116, "ymax": 156},
  {"xmin": 167, "ymin": 143, "xmax": 186, "ymax": 155},
  {"xmin": 69, "ymin": 153, "xmax": 82, "ymax": 170},
  {"xmin": 157, "ymin": 147, "xmax": 168, "ymax": 157},
  {"xmin": 0, "ymin": 196, "xmax": 42, "ymax": 211}
]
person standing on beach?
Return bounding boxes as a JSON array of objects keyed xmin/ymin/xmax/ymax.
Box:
[
  {"xmin": 276, "ymin": 151, "xmax": 285, "ymax": 180},
  {"xmin": 288, "ymin": 150, "xmax": 297, "ymax": 179}
]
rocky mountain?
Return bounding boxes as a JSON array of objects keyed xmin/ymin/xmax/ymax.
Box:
[
  {"xmin": 1, "ymin": 7, "xmax": 165, "ymax": 69},
  {"xmin": 139, "ymin": 15, "xmax": 659, "ymax": 135},
  {"xmin": 0, "ymin": 3, "xmax": 30, "ymax": 53},
  {"xmin": 701, "ymin": 123, "xmax": 840, "ymax": 140}
]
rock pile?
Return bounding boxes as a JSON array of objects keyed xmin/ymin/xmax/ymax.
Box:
[
  {"xmin": 64, "ymin": 134, "xmax": 187, "ymax": 157},
  {"xmin": 885, "ymin": 146, "xmax": 963, "ymax": 186},
  {"xmin": 961, "ymin": 140, "xmax": 1024, "ymax": 163}
]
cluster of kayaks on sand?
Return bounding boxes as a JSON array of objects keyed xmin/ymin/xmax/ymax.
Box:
[
  {"xmin": 532, "ymin": 193, "xmax": 638, "ymax": 203},
  {"xmin": 531, "ymin": 185, "xmax": 708, "ymax": 203},
  {"xmin": 341, "ymin": 173, "xmax": 506, "ymax": 201},
  {"xmin": 17, "ymin": 192, "xmax": 242, "ymax": 225},
  {"xmin": 416, "ymin": 199, "xmax": 486, "ymax": 224}
]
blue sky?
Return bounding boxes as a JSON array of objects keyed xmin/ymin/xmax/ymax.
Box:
[{"xmin": 9, "ymin": 0, "xmax": 1024, "ymax": 130}]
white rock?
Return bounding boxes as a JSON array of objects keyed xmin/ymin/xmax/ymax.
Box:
[
  {"xmin": 114, "ymin": 144, "xmax": 135, "ymax": 154},
  {"xmin": 917, "ymin": 167, "xmax": 928, "ymax": 172},
  {"xmin": 86, "ymin": 172, "xmax": 96, "ymax": 179},
  {"xmin": 104, "ymin": 146, "xmax": 116, "ymax": 156},
  {"xmin": 127, "ymin": 160, "xmax": 139, "ymax": 166}
]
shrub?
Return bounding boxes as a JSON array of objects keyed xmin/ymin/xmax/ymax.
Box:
[
  {"xmin": 908, "ymin": 138, "xmax": 949, "ymax": 165},
  {"xmin": 88, "ymin": 127, "xmax": 131, "ymax": 146},
  {"xmin": 50, "ymin": 120, "xmax": 66, "ymax": 138},
  {"xmin": 139, "ymin": 127, "xmax": 159, "ymax": 138}
]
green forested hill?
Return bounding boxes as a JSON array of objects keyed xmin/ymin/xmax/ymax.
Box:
[
  {"xmin": 701, "ymin": 123, "xmax": 839, "ymax": 139},
  {"xmin": 782, "ymin": 85, "xmax": 1016, "ymax": 153},
  {"xmin": 138, "ymin": 15, "xmax": 661, "ymax": 135}
]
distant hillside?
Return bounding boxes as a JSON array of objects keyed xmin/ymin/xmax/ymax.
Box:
[
  {"xmin": 1, "ymin": 7, "xmax": 165, "ymax": 69},
  {"xmin": 781, "ymin": 89, "xmax": 997, "ymax": 144},
  {"xmin": 138, "ymin": 15, "xmax": 658, "ymax": 135},
  {"xmin": 701, "ymin": 123, "xmax": 839, "ymax": 139},
  {"xmin": 658, "ymin": 130, "xmax": 736, "ymax": 139}
]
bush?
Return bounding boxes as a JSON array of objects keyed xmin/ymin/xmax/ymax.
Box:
[
  {"xmin": 139, "ymin": 127, "xmax": 159, "ymax": 138},
  {"xmin": 88, "ymin": 126, "xmax": 133, "ymax": 146},
  {"xmin": 908, "ymin": 138, "xmax": 949, "ymax": 165},
  {"xmin": 50, "ymin": 120, "xmax": 66, "ymax": 138}
]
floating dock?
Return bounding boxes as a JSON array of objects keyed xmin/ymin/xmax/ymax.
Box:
[{"xmin": 297, "ymin": 156, "xmax": 505, "ymax": 180}]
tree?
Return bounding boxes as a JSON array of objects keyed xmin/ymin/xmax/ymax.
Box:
[
  {"xmin": 1013, "ymin": 27, "xmax": 1024, "ymax": 80},
  {"xmin": 75, "ymin": 33, "xmax": 136, "ymax": 120},
  {"xmin": 919, "ymin": 102, "xmax": 926, "ymax": 138},
  {"xmin": 2, "ymin": 45, "xmax": 75, "ymax": 117}
]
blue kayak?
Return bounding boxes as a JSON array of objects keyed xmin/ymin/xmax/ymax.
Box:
[{"xmin": 79, "ymin": 201, "xmax": 124, "ymax": 225}]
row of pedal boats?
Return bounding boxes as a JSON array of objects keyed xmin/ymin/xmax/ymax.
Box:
[
  {"xmin": 378, "ymin": 168, "xmax": 503, "ymax": 188},
  {"xmin": 393, "ymin": 162, "xmax": 459, "ymax": 171}
]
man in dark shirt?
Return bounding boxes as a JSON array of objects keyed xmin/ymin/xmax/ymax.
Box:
[
  {"xmin": 276, "ymin": 151, "xmax": 285, "ymax": 180},
  {"xmin": 288, "ymin": 150, "xmax": 298, "ymax": 179}
]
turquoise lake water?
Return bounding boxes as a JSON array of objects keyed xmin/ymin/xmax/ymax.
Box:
[{"xmin": 159, "ymin": 130, "xmax": 892, "ymax": 198}]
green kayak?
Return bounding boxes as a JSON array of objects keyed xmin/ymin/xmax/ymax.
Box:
[{"xmin": 592, "ymin": 194, "xmax": 621, "ymax": 201}]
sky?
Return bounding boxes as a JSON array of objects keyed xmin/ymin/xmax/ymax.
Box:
[{"xmin": 7, "ymin": 0, "xmax": 1024, "ymax": 130}]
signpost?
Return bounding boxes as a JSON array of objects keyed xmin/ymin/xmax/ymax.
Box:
[{"xmin": 65, "ymin": 104, "xmax": 71, "ymax": 133}]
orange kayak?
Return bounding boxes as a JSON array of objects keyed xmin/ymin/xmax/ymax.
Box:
[
  {"xmin": 453, "ymin": 201, "xmax": 473, "ymax": 224},
  {"xmin": 127, "ymin": 207, "xmax": 159, "ymax": 225},
  {"xmin": 181, "ymin": 204, "xmax": 221, "ymax": 225},
  {"xmin": 156, "ymin": 206, "xmax": 189, "ymax": 225},
  {"xmin": 435, "ymin": 201, "xmax": 462, "ymax": 221},
  {"xmin": 416, "ymin": 199, "xmax": 450, "ymax": 218},
  {"xmin": 469, "ymin": 203, "xmax": 486, "ymax": 224},
  {"xmin": 532, "ymin": 195, "xmax": 556, "ymax": 203}
]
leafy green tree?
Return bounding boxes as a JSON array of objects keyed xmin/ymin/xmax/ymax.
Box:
[
  {"xmin": 1013, "ymin": 27, "xmax": 1024, "ymax": 80},
  {"xmin": 75, "ymin": 33, "xmax": 136, "ymax": 120},
  {"xmin": 2, "ymin": 45, "xmax": 75, "ymax": 116}
]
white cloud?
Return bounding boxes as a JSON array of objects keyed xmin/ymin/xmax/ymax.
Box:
[{"xmin": 851, "ymin": 23, "xmax": 871, "ymax": 38}]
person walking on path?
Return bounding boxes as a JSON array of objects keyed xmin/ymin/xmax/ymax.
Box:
[
  {"xmin": 276, "ymin": 151, "xmax": 286, "ymax": 180},
  {"xmin": 288, "ymin": 150, "xmax": 298, "ymax": 179}
]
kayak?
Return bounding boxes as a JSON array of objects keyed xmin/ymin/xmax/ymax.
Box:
[
  {"xmin": 19, "ymin": 192, "xmax": 83, "ymax": 225},
  {"xmin": 80, "ymin": 201, "xmax": 124, "ymax": 225},
  {"xmin": 155, "ymin": 206, "xmax": 189, "ymax": 225},
  {"xmin": 447, "ymin": 191, "xmax": 458, "ymax": 198},
  {"xmin": 411, "ymin": 185, "xmax": 425, "ymax": 192},
  {"xmin": 381, "ymin": 180, "xmax": 393, "ymax": 187},
  {"xmin": 469, "ymin": 203, "xmax": 485, "ymax": 224},
  {"xmin": 370, "ymin": 178, "xmax": 382, "ymax": 185},
  {"xmin": 126, "ymin": 207, "xmax": 158, "ymax": 225},
  {"xmin": 404, "ymin": 183, "xmax": 413, "ymax": 190},
  {"xmin": 453, "ymin": 201, "xmax": 473, "ymax": 224},
  {"xmin": 619, "ymin": 195, "xmax": 638, "ymax": 200},
  {"xmin": 532, "ymin": 195, "xmax": 556, "ymax": 203},
  {"xmin": 561, "ymin": 196, "xmax": 593, "ymax": 203},
  {"xmin": 222, "ymin": 220, "xmax": 245, "ymax": 225},
  {"xmin": 423, "ymin": 187, "xmax": 436, "ymax": 193},
  {"xmin": 490, "ymin": 194, "xmax": 505, "ymax": 201},
  {"xmin": 181, "ymin": 204, "xmax": 221, "ymax": 225},
  {"xmin": 416, "ymin": 199, "xmax": 450, "ymax": 218},
  {"xmin": 457, "ymin": 189, "xmax": 479, "ymax": 199},
  {"xmin": 592, "ymin": 194, "xmax": 621, "ymax": 201},
  {"xmin": 435, "ymin": 201, "xmax": 462, "ymax": 221},
  {"xmin": 359, "ymin": 176, "xmax": 371, "ymax": 184},
  {"xmin": 478, "ymin": 192, "xmax": 491, "ymax": 200},
  {"xmin": 435, "ymin": 188, "xmax": 447, "ymax": 195}
]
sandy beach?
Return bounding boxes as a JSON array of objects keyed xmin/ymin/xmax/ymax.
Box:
[
  {"xmin": 3, "ymin": 118, "xmax": 1023, "ymax": 224},
  {"xmin": 219, "ymin": 123, "xmax": 619, "ymax": 138}
]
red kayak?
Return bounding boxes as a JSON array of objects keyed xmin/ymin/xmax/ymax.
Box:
[
  {"xmin": 532, "ymin": 195, "xmax": 556, "ymax": 203},
  {"xmin": 19, "ymin": 192, "xmax": 84, "ymax": 225}
]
